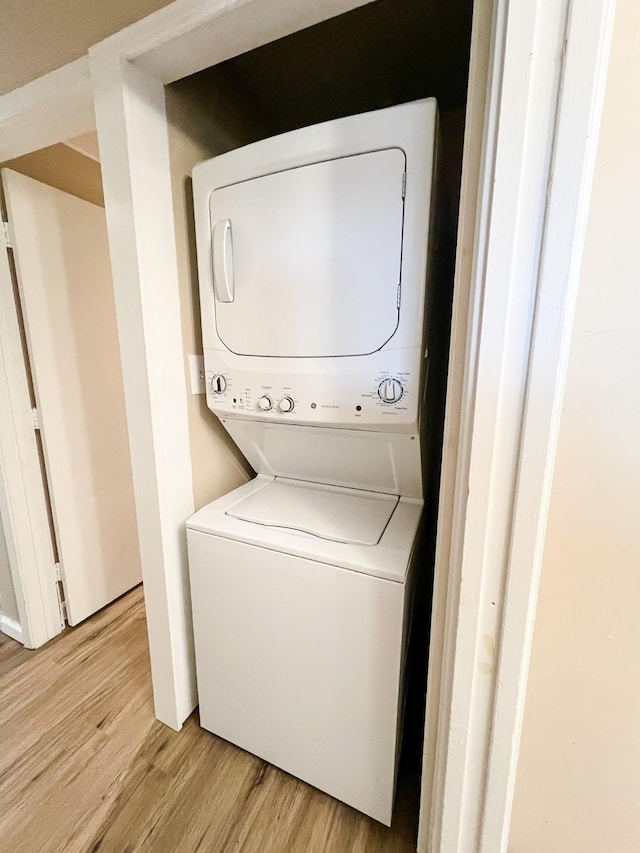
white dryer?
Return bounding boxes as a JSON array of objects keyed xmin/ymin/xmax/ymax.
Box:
[{"xmin": 187, "ymin": 99, "xmax": 438, "ymax": 825}]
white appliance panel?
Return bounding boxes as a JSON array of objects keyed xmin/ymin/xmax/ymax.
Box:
[
  {"xmin": 210, "ymin": 149, "xmax": 405, "ymax": 358},
  {"xmin": 203, "ymin": 346, "xmax": 423, "ymax": 430},
  {"xmin": 225, "ymin": 478, "xmax": 399, "ymax": 545},
  {"xmin": 188, "ymin": 528, "xmax": 409, "ymax": 825},
  {"xmin": 221, "ymin": 421, "xmax": 423, "ymax": 498}
]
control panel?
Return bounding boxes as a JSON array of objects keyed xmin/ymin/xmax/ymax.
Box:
[{"xmin": 203, "ymin": 348, "xmax": 422, "ymax": 431}]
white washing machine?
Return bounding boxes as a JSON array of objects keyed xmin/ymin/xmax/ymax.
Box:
[{"xmin": 187, "ymin": 99, "xmax": 438, "ymax": 826}]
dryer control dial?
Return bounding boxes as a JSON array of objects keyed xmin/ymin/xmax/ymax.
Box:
[
  {"xmin": 278, "ymin": 396, "xmax": 295, "ymax": 413},
  {"xmin": 210, "ymin": 374, "xmax": 227, "ymax": 394},
  {"xmin": 258, "ymin": 395, "xmax": 273, "ymax": 411},
  {"xmin": 378, "ymin": 378, "xmax": 404, "ymax": 404}
]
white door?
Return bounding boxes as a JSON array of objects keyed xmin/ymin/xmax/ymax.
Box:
[
  {"xmin": 210, "ymin": 149, "xmax": 406, "ymax": 358},
  {"xmin": 2, "ymin": 168, "xmax": 141, "ymax": 626}
]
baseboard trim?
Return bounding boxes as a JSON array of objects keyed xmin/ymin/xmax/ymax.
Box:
[{"xmin": 0, "ymin": 613, "xmax": 24, "ymax": 644}]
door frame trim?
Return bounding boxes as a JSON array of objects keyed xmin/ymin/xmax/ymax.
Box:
[
  {"xmin": 0, "ymin": 0, "xmax": 617, "ymax": 845},
  {"xmin": 419, "ymin": 0, "xmax": 617, "ymax": 850},
  {"xmin": 0, "ymin": 57, "xmax": 95, "ymax": 162},
  {"xmin": 0, "ymin": 613, "xmax": 25, "ymax": 644}
]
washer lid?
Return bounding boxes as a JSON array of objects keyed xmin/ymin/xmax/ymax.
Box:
[
  {"xmin": 225, "ymin": 479, "xmax": 398, "ymax": 545},
  {"xmin": 187, "ymin": 476, "xmax": 423, "ymax": 582}
]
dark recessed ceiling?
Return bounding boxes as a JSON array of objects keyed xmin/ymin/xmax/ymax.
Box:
[{"xmin": 188, "ymin": 0, "xmax": 474, "ymax": 135}]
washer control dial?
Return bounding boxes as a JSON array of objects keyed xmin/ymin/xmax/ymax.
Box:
[
  {"xmin": 278, "ymin": 396, "xmax": 295, "ymax": 413},
  {"xmin": 258, "ymin": 395, "xmax": 273, "ymax": 411},
  {"xmin": 378, "ymin": 378, "xmax": 404, "ymax": 404},
  {"xmin": 210, "ymin": 374, "xmax": 226, "ymax": 394}
]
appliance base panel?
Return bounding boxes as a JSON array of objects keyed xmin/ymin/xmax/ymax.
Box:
[{"xmin": 188, "ymin": 529, "xmax": 409, "ymax": 825}]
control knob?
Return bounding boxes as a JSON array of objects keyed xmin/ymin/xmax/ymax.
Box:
[
  {"xmin": 278, "ymin": 396, "xmax": 295, "ymax": 413},
  {"xmin": 378, "ymin": 378, "xmax": 403, "ymax": 404},
  {"xmin": 258, "ymin": 395, "xmax": 273, "ymax": 411},
  {"xmin": 210, "ymin": 374, "xmax": 226, "ymax": 394}
]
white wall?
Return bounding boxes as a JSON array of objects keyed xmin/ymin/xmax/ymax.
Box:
[{"xmin": 509, "ymin": 0, "xmax": 640, "ymax": 849}]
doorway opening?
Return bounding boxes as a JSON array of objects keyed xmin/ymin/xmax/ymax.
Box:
[
  {"xmin": 163, "ymin": 0, "xmax": 474, "ymax": 842},
  {"xmin": 0, "ymin": 137, "xmax": 141, "ymax": 645}
]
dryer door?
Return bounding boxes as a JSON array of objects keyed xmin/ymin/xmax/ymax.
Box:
[{"xmin": 209, "ymin": 148, "xmax": 406, "ymax": 358}]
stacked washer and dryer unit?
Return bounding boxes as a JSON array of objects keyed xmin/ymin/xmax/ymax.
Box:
[{"xmin": 187, "ymin": 98, "xmax": 438, "ymax": 826}]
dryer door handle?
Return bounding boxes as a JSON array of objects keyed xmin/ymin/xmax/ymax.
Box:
[{"xmin": 212, "ymin": 219, "xmax": 234, "ymax": 303}]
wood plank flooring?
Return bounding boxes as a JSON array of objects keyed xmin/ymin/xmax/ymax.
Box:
[{"xmin": 0, "ymin": 587, "xmax": 421, "ymax": 852}]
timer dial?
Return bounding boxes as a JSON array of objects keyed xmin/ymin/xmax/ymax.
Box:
[
  {"xmin": 258, "ymin": 395, "xmax": 273, "ymax": 411},
  {"xmin": 278, "ymin": 396, "xmax": 295, "ymax": 413},
  {"xmin": 378, "ymin": 378, "xmax": 404, "ymax": 404},
  {"xmin": 210, "ymin": 374, "xmax": 226, "ymax": 394}
]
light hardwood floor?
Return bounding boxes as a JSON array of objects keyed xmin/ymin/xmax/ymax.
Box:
[{"xmin": 0, "ymin": 587, "xmax": 421, "ymax": 852}]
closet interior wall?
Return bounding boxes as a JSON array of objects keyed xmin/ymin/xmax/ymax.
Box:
[{"xmin": 165, "ymin": 81, "xmax": 261, "ymax": 512}]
